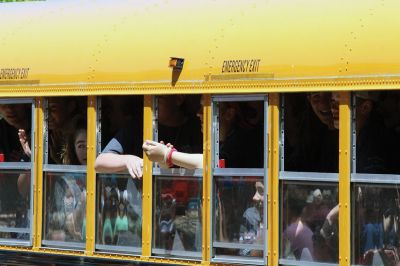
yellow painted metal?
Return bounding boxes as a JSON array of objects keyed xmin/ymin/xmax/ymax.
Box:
[
  {"xmin": 338, "ymin": 92, "xmax": 351, "ymax": 266},
  {"xmin": 268, "ymin": 94, "xmax": 280, "ymax": 266},
  {"xmin": 33, "ymin": 97, "xmax": 44, "ymax": 250},
  {"xmin": 141, "ymin": 95, "xmax": 153, "ymax": 257},
  {"xmin": 202, "ymin": 95, "xmax": 211, "ymax": 265},
  {"xmin": 1, "ymin": 0, "xmax": 399, "ymax": 85},
  {"xmin": 0, "ymin": 77, "xmax": 400, "ymax": 97},
  {"xmin": 1, "ymin": 77, "xmax": 400, "ymax": 97},
  {"xmin": 85, "ymin": 96, "xmax": 96, "ymax": 255}
]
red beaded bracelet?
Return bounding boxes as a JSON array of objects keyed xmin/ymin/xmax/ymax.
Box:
[{"xmin": 166, "ymin": 148, "xmax": 177, "ymax": 168}]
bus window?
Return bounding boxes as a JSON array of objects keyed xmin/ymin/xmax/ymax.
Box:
[
  {"xmin": 0, "ymin": 100, "xmax": 33, "ymax": 243},
  {"xmin": 280, "ymin": 92, "xmax": 339, "ymax": 264},
  {"xmin": 46, "ymin": 97, "xmax": 86, "ymax": 165},
  {"xmin": 283, "ymin": 93, "xmax": 338, "ymax": 173},
  {"xmin": 351, "ymin": 91, "xmax": 400, "ymax": 174},
  {"xmin": 215, "ymin": 101, "xmax": 264, "ymax": 169},
  {"xmin": 42, "ymin": 97, "xmax": 87, "ymax": 249},
  {"xmin": 280, "ymin": 182, "xmax": 339, "ymax": 263},
  {"xmin": 211, "ymin": 95, "xmax": 267, "ymax": 264},
  {"xmin": 95, "ymin": 96, "xmax": 143, "ymax": 253},
  {"xmin": 214, "ymin": 177, "xmax": 264, "ymax": 258},
  {"xmin": 151, "ymin": 95, "xmax": 203, "ymax": 258},
  {"xmin": 351, "ymin": 91, "xmax": 400, "ymax": 265}
]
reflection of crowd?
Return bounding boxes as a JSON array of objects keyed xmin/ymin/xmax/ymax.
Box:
[
  {"xmin": 282, "ymin": 185, "xmax": 338, "ymax": 262},
  {"xmin": 98, "ymin": 177, "xmax": 142, "ymax": 246},
  {"xmin": 355, "ymin": 185, "xmax": 400, "ymax": 265}
]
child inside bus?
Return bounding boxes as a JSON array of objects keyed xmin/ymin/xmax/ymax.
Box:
[
  {"xmin": 48, "ymin": 97, "xmax": 85, "ymax": 164},
  {"xmin": 285, "ymin": 92, "xmax": 338, "ymax": 172},
  {"xmin": 142, "ymin": 100, "xmax": 263, "ymax": 169},
  {"xmin": 95, "ymin": 95, "xmax": 201, "ymax": 177},
  {"xmin": 143, "ymin": 99, "xmax": 265, "ymax": 256}
]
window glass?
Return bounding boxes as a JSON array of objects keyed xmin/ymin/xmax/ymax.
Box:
[
  {"xmin": 214, "ymin": 176, "xmax": 264, "ymax": 258},
  {"xmin": 280, "ymin": 182, "xmax": 339, "ymax": 263},
  {"xmin": 352, "ymin": 183, "xmax": 400, "ymax": 265},
  {"xmin": 0, "ymin": 102, "xmax": 32, "ymax": 242},
  {"xmin": 96, "ymin": 174, "xmax": 142, "ymax": 248},
  {"xmin": 43, "ymin": 172, "xmax": 86, "ymax": 244},
  {"xmin": 151, "ymin": 95, "xmax": 203, "ymax": 257},
  {"xmin": 95, "ymin": 95, "xmax": 143, "ymax": 252},
  {"xmin": 284, "ymin": 93, "xmax": 338, "ymax": 172},
  {"xmin": 46, "ymin": 97, "xmax": 86, "ymax": 165},
  {"xmin": 153, "ymin": 176, "xmax": 202, "ymax": 254},
  {"xmin": 353, "ymin": 91, "xmax": 400, "ymax": 174},
  {"xmin": 0, "ymin": 170, "xmax": 31, "ymax": 241},
  {"xmin": 211, "ymin": 96, "xmax": 267, "ymax": 264}
]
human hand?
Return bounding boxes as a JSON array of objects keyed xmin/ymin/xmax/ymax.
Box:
[
  {"xmin": 18, "ymin": 129, "xmax": 31, "ymax": 158},
  {"xmin": 142, "ymin": 140, "xmax": 170, "ymax": 164},
  {"xmin": 160, "ymin": 141, "xmax": 174, "ymax": 149},
  {"xmin": 123, "ymin": 155, "xmax": 143, "ymax": 179}
]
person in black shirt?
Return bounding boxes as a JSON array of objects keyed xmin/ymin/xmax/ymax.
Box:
[{"xmin": 95, "ymin": 95, "xmax": 202, "ymax": 178}]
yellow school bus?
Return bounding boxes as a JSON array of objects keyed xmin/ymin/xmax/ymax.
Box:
[{"xmin": 0, "ymin": 0, "xmax": 400, "ymax": 265}]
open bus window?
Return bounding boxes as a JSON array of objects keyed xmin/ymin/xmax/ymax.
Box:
[
  {"xmin": 211, "ymin": 95, "xmax": 267, "ymax": 264},
  {"xmin": 283, "ymin": 93, "xmax": 338, "ymax": 173},
  {"xmin": 151, "ymin": 95, "xmax": 203, "ymax": 257},
  {"xmin": 0, "ymin": 101, "xmax": 33, "ymax": 243},
  {"xmin": 352, "ymin": 91, "xmax": 400, "ymax": 174},
  {"xmin": 43, "ymin": 97, "xmax": 87, "ymax": 248},
  {"xmin": 215, "ymin": 101, "xmax": 264, "ymax": 169},
  {"xmin": 351, "ymin": 91, "xmax": 400, "ymax": 265},
  {"xmin": 214, "ymin": 176, "xmax": 264, "ymax": 258},
  {"xmin": 280, "ymin": 182, "xmax": 339, "ymax": 263},
  {"xmin": 46, "ymin": 97, "xmax": 86, "ymax": 165},
  {"xmin": 95, "ymin": 95, "xmax": 143, "ymax": 252}
]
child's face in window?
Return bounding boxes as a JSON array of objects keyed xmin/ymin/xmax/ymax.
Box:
[
  {"xmin": 74, "ymin": 129, "xmax": 87, "ymax": 165},
  {"xmin": 0, "ymin": 104, "xmax": 28, "ymax": 128}
]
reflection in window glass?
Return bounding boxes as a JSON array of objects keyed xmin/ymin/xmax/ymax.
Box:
[
  {"xmin": 153, "ymin": 176, "xmax": 202, "ymax": 255},
  {"xmin": 96, "ymin": 174, "xmax": 142, "ymax": 248},
  {"xmin": 216, "ymin": 101, "xmax": 264, "ymax": 168},
  {"xmin": 43, "ymin": 172, "xmax": 86, "ymax": 243},
  {"xmin": 353, "ymin": 183, "xmax": 400, "ymax": 265},
  {"xmin": 281, "ymin": 182, "xmax": 338, "ymax": 263},
  {"xmin": 47, "ymin": 97, "xmax": 86, "ymax": 165},
  {"xmin": 284, "ymin": 93, "xmax": 338, "ymax": 172},
  {"xmin": 214, "ymin": 176, "xmax": 264, "ymax": 258},
  {"xmin": 0, "ymin": 170, "xmax": 31, "ymax": 240}
]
